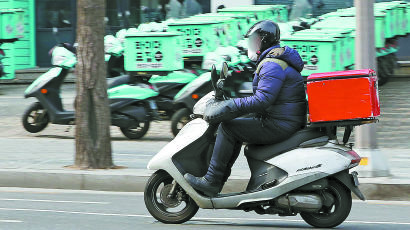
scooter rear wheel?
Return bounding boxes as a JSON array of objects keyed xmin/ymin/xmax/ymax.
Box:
[
  {"xmin": 300, "ymin": 180, "xmax": 352, "ymax": 228},
  {"xmin": 119, "ymin": 121, "xmax": 150, "ymax": 139},
  {"xmin": 22, "ymin": 102, "xmax": 49, "ymax": 133},
  {"xmin": 144, "ymin": 170, "xmax": 199, "ymax": 224}
]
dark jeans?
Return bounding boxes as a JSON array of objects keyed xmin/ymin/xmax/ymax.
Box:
[{"xmin": 206, "ymin": 117, "xmax": 298, "ymax": 180}]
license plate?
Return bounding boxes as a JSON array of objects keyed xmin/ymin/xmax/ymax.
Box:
[{"xmin": 351, "ymin": 171, "xmax": 360, "ymax": 186}]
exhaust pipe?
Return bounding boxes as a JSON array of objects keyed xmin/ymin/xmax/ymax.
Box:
[{"xmin": 275, "ymin": 194, "xmax": 323, "ymax": 213}]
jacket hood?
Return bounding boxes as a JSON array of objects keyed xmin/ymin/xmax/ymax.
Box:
[{"xmin": 259, "ymin": 45, "xmax": 304, "ymax": 72}]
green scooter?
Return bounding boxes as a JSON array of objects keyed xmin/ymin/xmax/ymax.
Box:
[{"xmin": 22, "ymin": 43, "xmax": 159, "ymax": 139}]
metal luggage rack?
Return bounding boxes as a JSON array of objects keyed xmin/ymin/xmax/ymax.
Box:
[{"xmin": 307, "ymin": 117, "xmax": 379, "ymax": 145}]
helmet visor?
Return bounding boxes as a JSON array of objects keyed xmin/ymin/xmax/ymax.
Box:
[{"xmin": 247, "ymin": 33, "xmax": 261, "ymax": 52}]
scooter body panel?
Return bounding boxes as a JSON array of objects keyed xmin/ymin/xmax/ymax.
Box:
[
  {"xmin": 108, "ymin": 84, "xmax": 159, "ymax": 100},
  {"xmin": 24, "ymin": 67, "xmax": 63, "ymax": 97},
  {"xmin": 148, "ymin": 117, "xmax": 356, "ymax": 210},
  {"xmin": 148, "ymin": 118, "xmax": 214, "ymax": 209}
]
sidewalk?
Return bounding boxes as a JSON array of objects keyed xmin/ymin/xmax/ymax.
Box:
[{"xmin": 0, "ymin": 137, "xmax": 409, "ymax": 201}]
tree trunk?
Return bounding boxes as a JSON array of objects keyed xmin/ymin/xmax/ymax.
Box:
[{"xmin": 75, "ymin": 0, "xmax": 113, "ymax": 169}]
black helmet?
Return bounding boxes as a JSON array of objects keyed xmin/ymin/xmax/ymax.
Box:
[{"xmin": 245, "ymin": 20, "xmax": 280, "ymax": 53}]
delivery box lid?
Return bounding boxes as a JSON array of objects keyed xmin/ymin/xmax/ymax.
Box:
[{"xmin": 307, "ymin": 69, "xmax": 376, "ymax": 82}]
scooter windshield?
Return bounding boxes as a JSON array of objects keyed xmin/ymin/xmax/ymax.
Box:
[{"xmin": 52, "ymin": 47, "xmax": 77, "ymax": 68}]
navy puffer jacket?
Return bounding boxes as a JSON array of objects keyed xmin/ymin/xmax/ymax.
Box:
[{"xmin": 233, "ymin": 45, "xmax": 306, "ymax": 131}]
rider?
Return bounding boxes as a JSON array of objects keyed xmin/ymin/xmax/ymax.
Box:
[{"xmin": 184, "ymin": 20, "xmax": 307, "ymax": 196}]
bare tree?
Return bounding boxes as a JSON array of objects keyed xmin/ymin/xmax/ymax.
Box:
[{"xmin": 74, "ymin": 0, "xmax": 113, "ymax": 169}]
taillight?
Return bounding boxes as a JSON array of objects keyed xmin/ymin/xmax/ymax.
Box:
[
  {"xmin": 347, "ymin": 150, "xmax": 361, "ymax": 164},
  {"xmin": 0, "ymin": 49, "xmax": 5, "ymax": 56}
]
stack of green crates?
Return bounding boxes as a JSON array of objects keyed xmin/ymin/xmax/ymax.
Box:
[{"xmin": 123, "ymin": 32, "xmax": 183, "ymax": 72}]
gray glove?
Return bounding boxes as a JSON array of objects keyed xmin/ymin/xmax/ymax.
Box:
[{"xmin": 204, "ymin": 99, "xmax": 241, "ymax": 124}]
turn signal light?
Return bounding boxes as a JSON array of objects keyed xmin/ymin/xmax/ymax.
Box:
[
  {"xmin": 192, "ymin": 94, "xmax": 199, "ymax": 99},
  {"xmin": 41, "ymin": 89, "xmax": 48, "ymax": 94}
]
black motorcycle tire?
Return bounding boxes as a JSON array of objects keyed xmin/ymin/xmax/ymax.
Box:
[
  {"xmin": 120, "ymin": 120, "xmax": 150, "ymax": 139},
  {"xmin": 300, "ymin": 180, "xmax": 352, "ymax": 228},
  {"xmin": 171, "ymin": 108, "xmax": 191, "ymax": 137},
  {"xmin": 144, "ymin": 170, "xmax": 199, "ymax": 224},
  {"xmin": 22, "ymin": 102, "xmax": 49, "ymax": 133}
]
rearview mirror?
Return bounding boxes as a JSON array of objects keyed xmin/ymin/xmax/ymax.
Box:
[{"xmin": 220, "ymin": 62, "xmax": 229, "ymax": 80}]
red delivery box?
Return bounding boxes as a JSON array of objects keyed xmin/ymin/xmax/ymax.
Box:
[{"xmin": 307, "ymin": 69, "xmax": 380, "ymax": 124}]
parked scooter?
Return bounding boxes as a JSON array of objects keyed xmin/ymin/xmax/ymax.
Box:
[
  {"xmin": 22, "ymin": 43, "xmax": 159, "ymax": 139},
  {"xmin": 144, "ymin": 63, "xmax": 365, "ymax": 228},
  {"xmin": 170, "ymin": 46, "xmax": 255, "ymax": 136},
  {"xmin": 0, "ymin": 38, "xmax": 19, "ymax": 78}
]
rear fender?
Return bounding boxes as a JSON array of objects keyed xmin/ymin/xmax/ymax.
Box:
[
  {"xmin": 117, "ymin": 105, "xmax": 148, "ymax": 122},
  {"xmin": 331, "ymin": 170, "xmax": 366, "ymax": 201}
]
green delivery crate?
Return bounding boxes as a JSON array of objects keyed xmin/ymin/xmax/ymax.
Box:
[
  {"xmin": 124, "ymin": 32, "xmax": 183, "ymax": 72},
  {"xmin": 281, "ymin": 36, "xmax": 339, "ymax": 76},
  {"xmin": 246, "ymin": 5, "xmax": 288, "ymax": 22},
  {"xmin": 188, "ymin": 15, "xmax": 240, "ymax": 46},
  {"xmin": 167, "ymin": 19, "xmax": 223, "ymax": 57},
  {"xmin": 0, "ymin": 9, "xmax": 15, "ymax": 39},
  {"xmin": 292, "ymin": 28, "xmax": 354, "ymax": 67},
  {"xmin": 375, "ymin": 6, "xmax": 394, "ymax": 38},
  {"xmin": 312, "ymin": 16, "xmax": 386, "ymax": 48},
  {"xmin": 217, "ymin": 12, "xmax": 254, "ymax": 35},
  {"xmin": 217, "ymin": 8, "xmax": 261, "ymax": 25},
  {"xmin": 407, "ymin": 3, "xmax": 410, "ymax": 33},
  {"xmin": 395, "ymin": 1, "xmax": 408, "ymax": 36},
  {"xmin": 14, "ymin": 8, "xmax": 24, "ymax": 38},
  {"xmin": 193, "ymin": 13, "xmax": 248, "ymax": 38}
]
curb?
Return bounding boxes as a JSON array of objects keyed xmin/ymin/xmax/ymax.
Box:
[{"xmin": 1, "ymin": 170, "xmax": 409, "ymax": 201}]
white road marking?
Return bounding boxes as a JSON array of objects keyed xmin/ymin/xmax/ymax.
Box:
[
  {"xmin": 0, "ymin": 198, "xmax": 109, "ymax": 204},
  {"xmin": 0, "ymin": 187, "xmax": 144, "ymax": 196},
  {"xmin": 0, "ymin": 207, "xmax": 409, "ymax": 226},
  {"xmin": 353, "ymin": 200, "xmax": 410, "ymax": 206},
  {"xmin": 0, "ymin": 219, "xmax": 23, "ymax": 223},
  {"xmin": 115, "ymin": 154, "xmax": 153, "ymax": 157}
]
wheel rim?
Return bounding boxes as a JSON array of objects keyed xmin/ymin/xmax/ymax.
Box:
[
  {"xmin": 27, "ymin": 109, "xmax": 48, "ymax": 127},
  {"xmin": 149, "ymin": 175, "xmax": 194, "ymax": 217},
  {"xmin": 176, "ymin": 116, "xmax": 189, "ymax": 131},
  {"xmin": 310, "ymin": 185, "xmax": 341, "ymax": 219},
  {"xmin": 127, "ymin": 122, "xmax": 147, "ymax": 134}
]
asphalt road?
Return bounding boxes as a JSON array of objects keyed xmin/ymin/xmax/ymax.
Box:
[{"xmin": 0, "ymin": 188, "xmax": 409, "ymax": 230}]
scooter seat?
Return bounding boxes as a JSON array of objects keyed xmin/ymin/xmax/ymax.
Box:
[
  {"xmin": 107, "ymin": 75, "xmax": 130, "ymax": 89},
  {"xmin": 245, "ymin": 128, "xmax": 328, "ymax": 161}
]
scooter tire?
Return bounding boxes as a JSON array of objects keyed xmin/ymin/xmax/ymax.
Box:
[
  {"xmin": 119, "ymin": 120, "xmax": 150, "ymax": 139},
  {"xmin": 22, "ymin": 102, "xmax": 49, "ymax": 133},
  {"xmin": 171, "ymin": 108, "xmax": 191, "ymax": 137},
  {"xmin": 144, "ymin": 170, "xmax": 199, "ymax": 224},
  {"xmin": 300, "ymin": 180, "xmax": 352, "ymax": 228}
]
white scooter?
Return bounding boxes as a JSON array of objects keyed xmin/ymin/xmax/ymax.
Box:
[{"xmin": 144, "ymin": 63, "xmax": 365, "ymax": 228}]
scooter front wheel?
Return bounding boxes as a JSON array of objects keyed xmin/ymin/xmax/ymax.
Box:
[
  {"xmin": 300, "ymin": 180, "xmax": 352, "ymax": 228},
  {"xmin": 170, "ymin": 108, "xmax": 191, "ymax": 137},
  {"xmin": 119, "ymin": 120, "xmax": 150, "ymax": 139},
  {"xmin": 22, "ymin": 102, "xmax": 49, "ymax": 133},
  {"xmin": 144, "ymin": 170, "xmax": 199, "ymax": 224}
]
